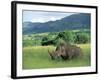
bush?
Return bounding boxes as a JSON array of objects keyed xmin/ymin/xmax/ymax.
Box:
[
  {"xmin": 75, "ymin": 33, "xmax": 89, "ymax": 43},
  {"xmin": 41, "ymin": 36, "xmax": 55, "ymax": 46},
  {"xmin": 56, "ymin": 31, "xmax": 75, "ymax": 44},
  {"xmin": 55, "ymin": 38, "xmax": 66, "ymax": 46},
  {"xmin": 42, "ymin": 37, "xmax": 48, "ymax": 42},
  {"xmin": 64, "ymin": 31, "xmax": 75, "ymax": 44}
]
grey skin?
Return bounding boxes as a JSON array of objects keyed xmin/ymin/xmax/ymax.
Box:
[
  {"xmin": 48, "ymin": 43, "xmax": 82, "ymax": 60},
  {"xmin": 66, "ymin": 45, "xmax": 83, "ymax": 59}
]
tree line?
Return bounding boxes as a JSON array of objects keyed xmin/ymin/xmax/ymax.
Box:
[
  {"xmin": 41, "ymin": 30, "xmax": 90, "ymax": 46},
  {"xmin": 23, "ymin": 30, "xmax": 90, "ymax": 47}
]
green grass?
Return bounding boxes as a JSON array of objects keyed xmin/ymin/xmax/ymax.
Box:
[{"xmin": 22, "ymin": 44, "xmax": 91, "ymax": 69}]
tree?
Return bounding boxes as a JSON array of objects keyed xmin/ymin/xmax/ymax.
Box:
[
  {"xmin": 41, "ymin": 36, "xmax": 55, "ymax": 46},
  {"xmin": 56, "ymin": 31, "xmax": 75, "ymax": 44},
  {"xmin": 75, "ymin": 33, "xmax": 89, "ymax": 43},
  {"xmin": 42, "ymin": 36, "xmax": 48, "ymax": 42},
  {"xmin": 64, "ymin": 31, "xmax": 75, "ymax": 44}
]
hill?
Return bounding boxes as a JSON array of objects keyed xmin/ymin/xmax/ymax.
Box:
[{"xmin": 23, "ymin": 13, "xmax": 90, "ymax": 34}]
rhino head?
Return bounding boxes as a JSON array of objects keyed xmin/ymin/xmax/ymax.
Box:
[{"xmin": 48, "ymin": 50, "xmax": 61, "ymax": 60}]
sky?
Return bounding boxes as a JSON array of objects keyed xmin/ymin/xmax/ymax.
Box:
[{"xmin": 23, "ymin": 10, "xmax": 75, "ymax": 23}]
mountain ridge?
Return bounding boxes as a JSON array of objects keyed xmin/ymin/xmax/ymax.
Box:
[{"xmin": 23, "ymin": 13, "xmax": 90, "ymax": 34}]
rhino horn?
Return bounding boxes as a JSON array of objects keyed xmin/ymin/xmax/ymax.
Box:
[{"xmin": 48, "ymin": 50, "xmax": 55, "ymax": 60}]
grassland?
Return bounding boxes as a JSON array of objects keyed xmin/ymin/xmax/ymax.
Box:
[{"xmin": 22, "ymin": 44, "xmax": 91, "ymax": 69}]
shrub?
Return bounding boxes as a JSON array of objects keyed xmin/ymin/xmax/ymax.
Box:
[
  {"xmin": 55, "ymin": 31, "xmax": 75, "ymax": 44},
  {"xmin": 75, "ymin": 33, "xmax": 89, "ymax": 43},
  {"xmin": 41, "ymin": 36, "xmax": 55, "ymax": 46}
]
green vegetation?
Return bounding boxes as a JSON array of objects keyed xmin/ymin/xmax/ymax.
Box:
[
  {"xmin": 75, "ymin": 32, "xmax": 90, "ymax": 43},
  {"xmin": 23, "ymin": 29, "xmax": 90, "ymax": 47},
  {"xmin": 56, "ymin": 30, "xmax": 75, "ymax": 44},
  {"xmin": 22, "ymin": 29, "xmax": 91, "ymax": 69},
  {"xmin": 23, "ymin": 44, "xmax": 91, "ymax": 69},
  {"xmin": 22, "ymin": 13, "xmax": 91, "ymax": 69}
]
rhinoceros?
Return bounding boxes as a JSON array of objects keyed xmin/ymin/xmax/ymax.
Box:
[{"xmin": 48, "ymin": 42, "xmax": 82, "ymax": 60}]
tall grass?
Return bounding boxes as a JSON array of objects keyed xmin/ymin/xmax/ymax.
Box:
[{"xmin": 22, "ymin": 44, "xmax": 91, "ymax": 69}]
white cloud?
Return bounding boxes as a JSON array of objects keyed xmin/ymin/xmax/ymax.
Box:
[{"xmin": 23, "ymin": 10, "xmax": 75, "ymax": 23}]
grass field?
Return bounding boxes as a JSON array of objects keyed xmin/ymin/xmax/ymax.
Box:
[{"xmin": 22, "ymin": 44, "xmax": 91, "ymax": 69}]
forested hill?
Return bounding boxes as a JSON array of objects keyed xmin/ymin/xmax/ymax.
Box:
[{"xmin": 23, "ymin": 13, "xmax": 90, "ymax": 34}]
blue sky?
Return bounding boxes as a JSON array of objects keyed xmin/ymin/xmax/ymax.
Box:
[{"xmin": 23, "ymin": 10, "xmax": 75, "ymax": 23}]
